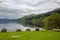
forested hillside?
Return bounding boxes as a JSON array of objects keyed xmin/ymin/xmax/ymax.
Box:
[{"xmin": 17, "ymin": 8, "xmax": 60, "ymax": 30}]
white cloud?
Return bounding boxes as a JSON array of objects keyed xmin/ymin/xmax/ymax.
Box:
[{"xmin": 0, "ymin": 0, "xmax": 60, "ymax": 19}]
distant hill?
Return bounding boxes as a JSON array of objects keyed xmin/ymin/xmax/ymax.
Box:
[
  {"xmin": 17, "ymin": 8, "xmax": 60, "ymax": 21},
  {"xmin": 16, "ymin": 8, "xmax": 60, "ymax": 27},
  {"xmin": 0, "ymin": 18, "xmax": 15, "ymax": 24}
]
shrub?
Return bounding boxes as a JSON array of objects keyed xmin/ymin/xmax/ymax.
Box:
[
  {"xmin": 1, "ymin": 28, "xmax": 7, "ymax": 32},
  {"xmin": 16, "ymin": 29, "xmax": 21, "ymax": 32},
  {"xmin": 26, "ymin": 29, "xmax": 31, "ymax": 31},
  {"xmin": 35, "ymin": 28, "xmax": 40, "ymax": 31},
  {"xmin": 44, "ymin": 13, "xmax": 60, "ymax": 30}
]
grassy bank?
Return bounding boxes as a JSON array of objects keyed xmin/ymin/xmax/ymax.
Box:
[{"xmin": 0, "ymin": 31, "xmax": 60, "ymax": 40}]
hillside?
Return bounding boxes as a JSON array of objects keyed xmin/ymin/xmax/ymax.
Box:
[{"xmin": 16, "ymin": 8, "xmax": 60, "ymax": 27}]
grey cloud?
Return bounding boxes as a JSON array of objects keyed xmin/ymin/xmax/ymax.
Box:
[
  {"xmin": 0, "ymin": 6, "xmax": 35, "ymax": 19},
  {"xmin": 0, "ymin": 1, "xmax": 2, "ymax": 3},
  {"xmin": 0, "ymin": 0, "xmax": 5, "ymax": 3},
  {"xmin": 27, "ymin": 0, "xmax": 50, "ymax": 6},
  {"xmin": 0, "ymin": 0, "xmax": 60, "ymax": 19},
  {"xmin": 15, "ymin": 0, "xmax": 58, "ymax": 7},
  {"xmin": 0, "ymin": 7, "xmax": 34, "ymax": 16},
  {"xmin": 0, "ymin": 7, "xmax": 25, "ymax": 14},
  {"xmin": 0, "ymin": 7, "xmax": 24, "ymax": 19}
]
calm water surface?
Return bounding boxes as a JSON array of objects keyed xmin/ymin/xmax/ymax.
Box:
[{"xmin": 0, "ymin": 22, "xmax": 43, "ymax": 32}]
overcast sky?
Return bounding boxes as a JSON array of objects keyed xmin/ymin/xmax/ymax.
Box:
[{"xmin": 0, "ymin": 0, "xmax": 60, "ymax": 19}]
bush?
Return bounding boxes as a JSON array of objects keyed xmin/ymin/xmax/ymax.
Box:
[
  {"xmin": 44, "ymin": 13, "xmax": 60, "ymax": 30},
  {"xmin": 35, "ymin": 28, "xmax": 40, "ymax": 31},
  {"xmin": 16, "ymin": 29, "xmax": 21, "ymax": 32},
  {"xmin": 1, "ymin": 28, "xmax": 7, "ymax": 32},
  {"xmin": 26, "ymin": 29, "xmax": 31, "ymax": 31}
]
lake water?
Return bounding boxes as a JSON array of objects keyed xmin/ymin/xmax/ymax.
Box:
[{"xmin": 0, "ymin": 22, "xmax": 43, "ymax": 32}]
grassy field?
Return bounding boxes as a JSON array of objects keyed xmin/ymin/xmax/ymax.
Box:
[{"xmin": 0, "ymin": 31, "xmax": 60, "ymax": 40}]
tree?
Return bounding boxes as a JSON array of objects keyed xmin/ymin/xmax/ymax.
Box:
[
  {"xmin": 1, "ymin": 28, "xmax": 7, "ymax": 32},
  {"xmin": 32, "ymin": 18, "xmax": 37, "ymax": 25},
  {"xmin": 44, "ymin": 13, "xmax": 60, "ymax": 30}
]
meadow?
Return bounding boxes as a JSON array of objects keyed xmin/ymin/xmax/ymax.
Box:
[{"xmin": 0, "ymin": 31, "xmax": 60, "ymax": 40}]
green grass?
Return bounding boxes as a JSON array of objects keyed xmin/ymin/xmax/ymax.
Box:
[{"xmin": 0, "ymin": 31, "xmax": 60, "ymax": 40}]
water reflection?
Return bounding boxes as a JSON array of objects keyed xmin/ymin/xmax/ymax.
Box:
[{"xmin": 0, "ymin": 22, "xmax": 43, "ymax": 32}]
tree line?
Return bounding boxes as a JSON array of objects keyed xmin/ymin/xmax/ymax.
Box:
[{"xmin": 17, "ymin": 8, "xmax": 60, "ymax": 30}]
